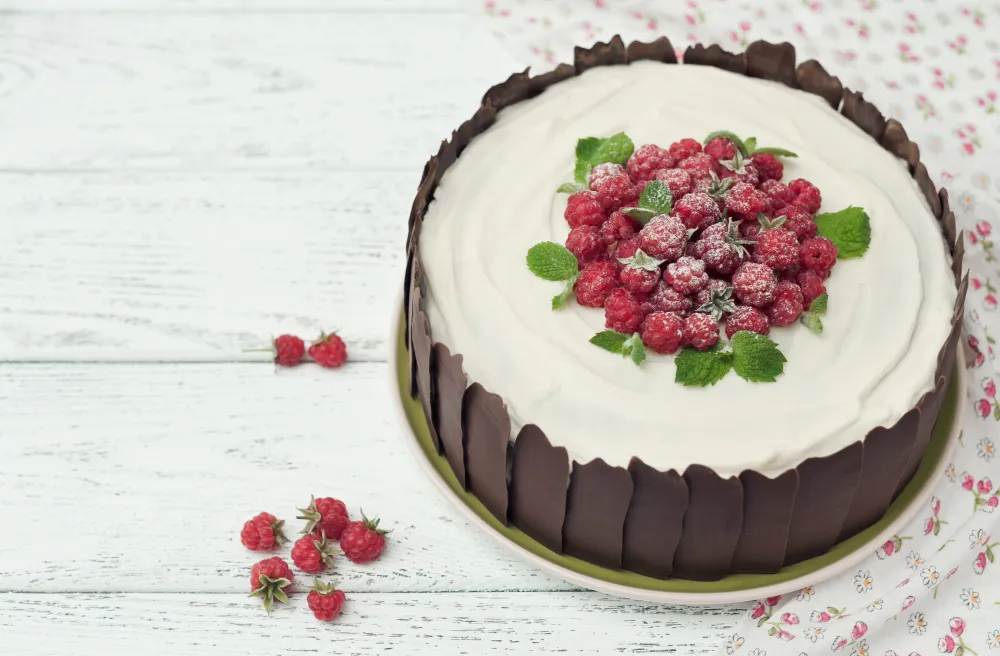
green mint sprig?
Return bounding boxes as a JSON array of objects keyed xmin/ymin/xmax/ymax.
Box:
[
  {"xmin": 674, "ymin": 343, "xmax": 733, "ymax": 386},
  {"xmin": 675, "ymin": 330, "xmax": 786, "ymax": 387},
  {"xmin": 590, "ymin": 330, "xmax": 646, "ymax": 366},
  {"xmin": 702, "ymin": 131, "xmax": 798, "ymax": 159},
  {"xmin": 573, "ymin": 133, "xmax": 635, "ymax": 184},
  {"xmin": 800, "ymin": 293, "xmax": 829, "ymax": 334},
  {"xmin": 526, "ymin": 242, "xmax": 579, "ymax": 310},
  {"xmin": 814, "ymin": 207, "xmax": 871, "ymax": 259},
  {"xmin": 556, "ymin": 182, "xmax": 587, "ymax": 194},
  {"xmin": 621, "ymin": 179, "xmax": 673, "ymax": 224}
]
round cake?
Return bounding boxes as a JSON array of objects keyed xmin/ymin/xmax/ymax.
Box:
[{"xmin": 404, "ymin": 37, "xmax": 967, "ymax": 581}]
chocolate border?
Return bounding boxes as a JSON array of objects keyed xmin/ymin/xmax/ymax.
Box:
[
  {"xmin": 745, "ymin": 40, "xmax": 797, "ymax": 88},
  {"xmin": 795, "ymin": 59, "xmax": 843, "ymax": 109},
  {"xmin": 433, "ymin": 342, "xmax": 467, "ymax": 462},
  {"xmin": 732, "ymin": 469, "xmax": 798, "ymax": 574},
  {"xmin": 563, "ymin": 458, "xmax": 633, "ymax": 569},
  {"xmin": 622, "ymin": 458, "xmax": 689, "ymax": 579},
  {"xmin": 509, "ymin": 425, "xmax": 570, "ymax": 552},
  {"xmin": 672, "ymin": 465, "xmax": 743, "ymax": 581},
  {"xmin": 462, "ymin": 383, "xmax": 511, "ymax": 523}
]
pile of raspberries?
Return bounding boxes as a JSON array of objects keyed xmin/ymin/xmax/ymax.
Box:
[{"xmin": 565, "ymin": 136, "xmax": 836, "ymax": 355}]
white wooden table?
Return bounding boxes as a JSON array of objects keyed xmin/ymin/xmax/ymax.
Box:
[{"xmin": 0, "ymin": 1, "xmax": 744, "ymax": 652}]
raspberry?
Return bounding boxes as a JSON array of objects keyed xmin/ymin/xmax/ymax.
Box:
[
  {"xmin": 668, "ymin": 138, "xmax": 703, "ymax": 161},
  {"xmin": 308, "ymin": 333, "xmax": 347, "ymax": 369},
  {"xmin": 725, "ymin": 182, "xmax": 767, "ymax": 218},
  {"xmin": 741, "ymin": 220, "xmax": 762, "ymax": 242},
  {"xmin": 695, "ymin": 278, "xmax": 732, "ymax": 308},
  {"xmin": 340, "ymin": 512, "xmax": 389, "ymax": 564},
  {"xmin": 600, "ymin": 211, "xmax": 641, "ymax": 245},
  {"xmin": 725, "ymin": 305, "xmax": 770, "ymax": 338},
  {"xmin": 564, "ymin": 190, "xmax": 606, "ymax": 228},
  {"xmin": 751, "ymin": 153, "xmax": 784, "ymax": 182},
  {"xmin": 776, "ymin": 204, "xmax": 818, "ymax": 241},
  {"xmin": 678, "ymin": 152, "xmax": 718, "ymax": 178},
  {"xmin": 797, "ymin": 270, "xmax": 827, "ymax": 307},
  {"xmin": 790, "ymin": 178, "xmax": 822, "ymax": 214},
  {"xmin": 759, "ymin": 179, "xmax": 794, "ymax": 212},
  {"xmin": 307, "ymin": 579, "xmax": 346, "ymax": 622},
  {"xmin": 683, "ymin": 313, "xmax": 721, "ymax": 351},
  {"xmin": 297, "ymin": 496, "xmax": 350, "ymax": 540},
  {"xmin": 767, "ymin": 281, "xmax": 805, "ymax": 326},
  {"xmin": 626, "ymin": 144, "xmax": 675, "ymax": 183},
  {"xmin": 565, "ymin": 225, "xmax": 606, "ymax": 264},
  {"xmin": 241, "ymin": 512, "xmax": 287, "ymax": 552},
  {"xmin": 799, "ymin": 236, "xmax": 838, "ymax": 273},
  {"xmin": 619, "ymin": 264, "xmax": 660, "ymax": 294},
  {"xmin": 753, "ymin": 227, "xmax": 800, "ymax": 271},
  {"xmin": 702, "ymin": 241, "xmax": 741, "ymax": 275},
  {"xmin": 648, "ymin": 168, "xmax": 691, "ymax": 200},
  {"xmin": 704, "ymin": 137, "xmax": 737, "ymax": 161},
  {"xmin": 640, "ymin": 311, "xmax": 685, "ymax": 354},
  {"xmin": 590, "ymin": 165, "xmax": 639, "ymax": 211},
  {"xmin": 250, "ymin": 557, "xmax": 294, "ymax": 614},
  {"xmin": 291, "ymin": 532, "xmax": 337, "ymax": 574},
  {"xmin": 732, "ymin": 261, "xmax": 777, "ymax": 307},
  {"xmin": 604, "ymin": 288, "xmax": 643, "ymax": 333},
  {"xmin": 672, "ymin": 191, "xmax": 720, "ymax": 231},
  {"xmin": 646, "ymin": 280, "xmax": 694, "ymax": 316},
  {"xmin": 574, "ymin": 261, "xmax": 618, "ymax": 307},
  {"xmin": 664, "ymin": 256, "xmax": 709, "ymax": 295},
  {"xmin": 637, "ymin": 216, "xmax": 687, "ymax": 261},
  {"xmin": 262, "ymin": 334, "xmax": 304, "ymax": 367},
  {"xmin": 720, "ymin": 163, "xmax": 760, "ymax": 188}
]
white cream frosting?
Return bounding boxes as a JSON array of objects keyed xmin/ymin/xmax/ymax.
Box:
[{"xmin": 419, "ymin": 61, "xmax": 956, "ymax": 477}]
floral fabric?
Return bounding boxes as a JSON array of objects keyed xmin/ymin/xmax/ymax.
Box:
[{"xmin": 478, "ymin": 1, "xmax": 1000, "ymax": 653}]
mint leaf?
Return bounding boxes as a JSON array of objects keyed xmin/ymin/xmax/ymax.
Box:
[
  {"xmin": 573, "ymin": 133, "xmax": 634, "ymax": 183},
  {"xmin": 703, "ymin": 130, "xmax": 748, "ymax": 156},
  {"xmin": 810, "ymin": 293, "xmax": 828, "ymax": 314},
  {"xmin": 752, "ymin": 146, "xmax": 798, "ymax": 158},
  {"xmin": 675, "ymin": 344, "xmax": 733, "ymax": 387},
  {"xmin": 800, "ymin": 312, "xmax": 823, "ymax": 334},
  {"xmin": 814, "ymin": 207, "xmax": 871, "ymax": 259},
  {"xmin": 557, "ymin": 182, "xmax": 586, "ymax": 194},
  {"xmin": 731, "ymin": 331, "xmax": 787, "ymax": 382},
  {"xmin": 526, "ymin": 242, "xmax": 579, "ymax": 281},
  {"xmin": 743, "ymin": 136, "xmax": 757, "ymax": 153},
  {"xmin": 618, "ymin": 248, "xmax": 666, "ymax": 272},
  {"xmin": 622, "ymin": 207, "xmax": 659, "ymax": 224},
  {"xmin": 574, "ymin": 137, "xmax": 602, "ymax": 183},
  {"xmin": 638, "ymin": 179, "xmax": 672, "ymax": 215},
  {"xmin": 551, "ymin": 280, "xmax": 576, "ymax": 310},
  {"xmin": 757, "ymin": 212, "xmax": 786, "ymax": 230},
  {"xmin": 590, "ymin": 330, "xmax": 628, "ymax": 354},
  {"xmin": 629, "ymin": 335, "xmax": 647, "ymax": 366}
]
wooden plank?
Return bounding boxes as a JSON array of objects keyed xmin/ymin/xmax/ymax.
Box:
[
  {"xmin": 0, "ymin": 1, "xmax": 458, "ymax": 11},
  {"xmin": 1, "ymin": 592, "xmax": 741, "ymax": 655}
]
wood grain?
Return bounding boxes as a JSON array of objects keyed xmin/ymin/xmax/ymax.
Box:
[{"xmin": 0, "ymin": 0, "xmax": 457, "ymax": 10}]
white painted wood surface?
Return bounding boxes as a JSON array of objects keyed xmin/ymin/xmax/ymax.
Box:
[{"xmin": 0, "ymin": 1, "xmax": 740, "ymax": 652}]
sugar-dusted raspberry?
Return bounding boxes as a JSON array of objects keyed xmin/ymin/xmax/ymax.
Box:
[
  {"xmin": 725, "ymin": 305, "xmax": 770, "ymax": 338},
  {"xmin": 664, "ymin": 256, "xmax": 709, "ymax": 295},
  {"xmin": 589, "ymin": 162, "xmax": 625, "ymax": 185},
  {"xmin": 789, "ymin": 178, "xmax": 822, "ymax": 214},
  {"xmin": 672, "ymin": 191, "xmax": 720, "ymax": 231},
  {"xmin": 653, "ymin": 168, "xmax": 694, "ymax": 199},
  {"xmin": 590, "ymin": 165, "xmax": 639, "ymax": 211},
  {"xmin": 613, "ymin": 237, "xmax": 639, "ymax": 264},
  {"xmin": 619, "ymin": 264, "xmax": 660, "ymax": 294},
  {"xmin": 638, "ymin": 215, "xmax": 686, "ymax": 261},
  {"xmin": 751, "ymin": 153, "xmax": 784, "ymax": 182},
  {"xmin": 600, "ymin": 211, "xmax": 641, "ymax": 246},
  {"xmin": 678, "ymin": 152, "xmax": 718, "ymax": 178},
  {"xmin": 645, "ymin": 280, "xmax": 694, "ymax": 316},
  {"xmin": 565, "ymin": 225, "xmax": 605, "ymax": 264},
  {"xmin": 740, "ymin": 220, "xmax": 762, "ymax": 242},
  {"xmin": 753, "ymin": 227, "xmax": 799, "ymax": 271},
  {"xmin": 797, "ymin": 270, "xmax": 827, "ymax": 307},
  {"xmin": 776, "ymin": 204, "xmax": 817, "ymax": 241},
  {"xmin": 759, "ymin": 179, "xmax": 794, "ymax": 212},
  {"xmin": 668, "ymin": 138, "xmax": 702, "ymax": 161},
  {"xmin": 574, "ymin": 261, "xmax": 618, "ymax": 308},
  {"xmin": 627, "ymin": 144, "xmax": 676, "ymax": 184},
  {"xmin": 732, "ymin": 261, "xmax": 777, "ymax": 307},
  {"xmin": 683, "ymin": 313, "xmax": 720, "ymax": 351},
  {"xmin": 695, "ymin": 278, "xmax": 732, "ymax": 308},
  {"xmin": 704, "ymin": 137, "xmax": 737, "ymax": 161},
  {"xmin": 604, "ymin": 288, "xmax": 644, "ymax": 333},
  {"xmin": 640, "ymin": 311, "xmax": 685, "ymax": 354},
  {"xmin": 799, "ymin": 236, "xmax": 838, "ymax": 273},
  {"xmin": 720, "ymin": 163, "xmax": 760, "ymax": 188},
  {"xmin": 565, "ymin": 190, "xmax": 606, "ymax": 228},
  {"xmin": 725, "ymin": 182, "xmax": 767, "ymax": 218},
  {"xmin": 703, "ymin": 241, "xmax": 740, "ymax": 275},
  {"xmin": 768, "ymin": 281, "xmax": 805, "ymax": 326}
]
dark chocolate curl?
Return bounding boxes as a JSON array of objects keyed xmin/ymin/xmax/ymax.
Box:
[
  {"xmin": 627, "ymin": 36, "xmax": 678, "ymax": 64},
  {"xmin": 462, "ymin": 383, "xmax": 511, "ymax": 523},
  {"xmin": 795, "ymin": 59, "xmax": 843, "ymax": 109},
  {"xmin": 673, "ymin": 465, "xmax": 743, "ymax": 580},
  {"xmin": 841, "ymin": 89, "xmax": 887, "ymax": 142},
  {"xmin": 574, "ymin": 35, "xmax": 627, "ymax": 74},
  {"xmin": 732, "ymin": 470, "xmax": 798, "ymax": 574},
  {"xmin": 403, "ymin": 244, "xmax": 415, "ymax": 354},
  {"xmin": 410, "ymin": 286, "xmax": 439, "ymax": 453},
  {"xmin": 509, "ymin": 425, "xmax": 570, "ymax": 552},
  {"xmin": 452, "ymin": 101, "xmax": 497, "ymax": 159},
  {"xmin": 745, "ymin": 40, "xmax": 797, "ymax": 88},
  {"xmin": 563, "ymin": 458, "xmax": 633, "ymax": 568},
  {"xmin": 683, "ymin": 44, "xmax": 747, "ymax": 74},
  {"xmin": 953, "ymin": 234, "xmax": 965, "ymax": 284},
  {"xmin": 944, "ymin": 213, "xmax": 959, "ymax": 253},
  {"xmin": 621, "ymin": 459, "xmax": 688, "ymax": 579},
  {"xmin": 434, "ymin": 138, "xmax": 457, "ymax": 187},
  {"xmin": 785, "ymin": 442, "xmax": 864, "ymax": 565},
  {"xmin": 940, "ymin": 189, "xmax": 953, "ymax": 237},
  {"xmin": 915, "ymin": 163, "xmax": 943, "ymax": 218},
  {"xmin": 529, "ymin": 63, "xmax": 576, "ymax": 96},
  {"xmin": 894, "ymin": 376, "xmax": 948, "ymax": 499},
  {"xmin": 432, "ymin": 343, "xmax": 466, "ymax": 460},
  {"xmin": 483, "ymin": 69, "xmax": 532, "ymax": 112},
  {"xmin": 407, "ymin": 255, "xmax": 425, "ymax": 397},
  {"xmin": 881, "ymin": 119, "xmax": 920, "ymax": 172}
]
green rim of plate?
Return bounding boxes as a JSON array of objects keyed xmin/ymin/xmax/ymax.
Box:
[{"xmin": 396, "ymin": 314, "xmax": 958, "ymax": 593}]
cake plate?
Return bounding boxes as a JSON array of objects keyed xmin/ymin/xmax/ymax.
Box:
[{"xmin": 390, "ymin": 305, "xmax": 965, "ymax": 604}]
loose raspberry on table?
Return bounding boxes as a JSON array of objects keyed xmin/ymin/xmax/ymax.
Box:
[
  {"xmin": 269, "ymin": 335, "xmax": 305, "ymax": 367},
  {"xmin": 767, "ymin": 281, "xmax": 805, "ymax": 327},
  {"xmin": 789, "ymin": 178, "xmax": 822, "ymax": 214},
  {"xmin": 250, "ymin": 556, "xmax": 294, "ymax": 614},
  {"xmin": 704, "ymin": 137, "xmax": 737, "ymax": 161},
  {"xmin": 241, "ymin": 512, "xmax": 287, "ymax": 552},
  {"xmin": 797, "ymin": 270, "xmax": 827, "ymax": 307},
  {"xmin": 732, "ymin": 261, "xmax": 777, "ymax": 307},
  {"xmin": 799, "ymin": 236, "xmax": 838, "ymax": 273},
  {"xmin": 678, "ymin": 152, "xmax": 718, "ymax": 178},
  {"xmin": 620, "ymin": 264, "xmax": 660, "ymax": 294},
  {"xmin": 565, "ymin": 225, "xmax": 606, "ymax": 264},
  {"xmin": 291, "ymin": 532, "xmax": 337, "ymax": 574},
  {"xmin": 725, "ymin": 181, "xmax": 767, "ymax": 218},
  {"xmin": 683, "ymin": 313, "xmax": 721, "ymax": 351},
  {"xmin": 605, "ymin": 287, "xmax": 644, "ymax": 333},
  {"xmin": 590, "ymin": 165, "xmax": 639, "ymax": 211},
  {"xmin": 308, "ymin": 333, "xmax": 348, "ymax": 369},
  {"xmin": 307, "ymin": 579, "xmax": 346, "ymax": 622},
  {"xmin": 751, "ymin": 153, "xmax": 783, "ymax": 182},
  {"xmin": 672, "ymin": 191, "xmax": 720, "ymax": 231},
  {"xmin": 654, "ymin": 168, "xmax": 694, "ymax": 199},
  {"xmin": 640, "ymin": 311, "xmax": 685, "ymax": 354},
  {"xmin": 626, "ymin": 144, "xmax": 676, "ymax": 183},
  {"xmin": 574, "ymin": 261, "xmax": 618, "ymax": 308},
  {"xmin": 600, "ymin": 211, "xmax": 641, "ymax": 245},
  {"xmin": 564, "ymin": 190, "xmax": 606, "ymax": 228},
  {"xmin": 637, "ymin": 216, "xmax": 687, "ymax": 261},
  {"xmin": 340, "ymin": 512, "xmax": 389, "ymax": 564},
  {"xmin": 297, "ymin": 496, "xmax": 350, "ymax": 540},
  {"xmin": 664, "ymin": 256, "xmax": 709, "ymax": 295},
  {"xmin": 646, "ymin": 280, "xmax": 694, "ymax": 316},
  {"xmin": 759, "ymin": 179, "xmax": 795, "ymax": 212},
  {"xmin": 753, "ymin": 227, "xmax": 800, "ymax": 271},
  {"xmin": 668, "ymin": 137, "xmax": 703, "ymax": 161},
  {"xmin": 725, "ymin": 305, "xmax": 770, "ymax": 338},
  {"xmin": 776, "ymin": 204, "xmax": 818, "ymax": 241}
]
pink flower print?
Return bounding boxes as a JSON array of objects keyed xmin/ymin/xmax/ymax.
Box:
[
  {"xmin": 751, "ymin": 600, "xmax": 767, "ymax": 619},
  {"xmin": 962, "ymin": 473, "xmax": 976, "ymax": 490},
  {"xmin": 765, "ymin": 595, "xmax": 781, "ymax": 606},
  {"xmin": 685, "ymin": 14, "xmax": 696, "ymax": 25},
  {"xmin": 832, "ymin": 636, "xmax": 849, "ymax": 652},
  {"xmin": 902, "ymin": 596, "xmax": 916, "ymax": 612},
  {"xmin": 979, "ymin": 478, "xmax": 993, "ymax": 495},
  {"xmin": 878, "ymin": 539, "xmax": 896, "ymax": 558},
  {"xmin": 899, "ymin": 43, "xmax": 920, "ymax": 63},
  {"xmin": 939, "ymin": 635, "xmax": 956, "ymax": 653},
  {"xmin": 978, "ymin": 221, "xmax": 992, "ymax": 237},
  {"xmin": 972, "ymin": 278, "xmax": 983, "ymax": 290},
  {"xmin": 807, "ymin": 1, "xmax": 821, "ymax": 11},
  {"xmin": 946, "ymin": 566, "xmax": 959, "ymax": 579},
  {"xmin": 775, "ymin": 630, "xmax": 794, "ymax": 641},
  {"xmin": 971, "ymin": 336, "xmax": 980, "ymax": 348},
  {"xmin": 976, "ymin": 352, "xmax": 986, "ymax": 367},
  {"xmin": 983, "ymin": 379, "xmax": 995, "ymax": 398},
  {"xmin": 924, "ymin": 516, "xmax": 935, "ymax": 535},
  {"xmin": 950, "ymin": 618, "xmax": 966, "ymax": 637},
  {"xmin": 594, "ymin": 0, "xmax": 606, "ymax": 7},
  {"xmin": 977, "ymin": 399, "xmax": 992, "ymax": 417},
  {"xmin": 985, "ymin": 295, "xmax": 997, "ymax": 310},
  {"xmin": 852, "ymin": 622, "xmax": 868, "ymax": 640},
  {"xmin": 976, "ymin": 91, "xmax": 997, "ymax": 114},
  {"xmin": 973, "ymin": 552, "xmax": 987, "ymax": 574},
  {"xmin": 970, "ymin": 232, "xmax": 979, "ymax": 245},
  {"xmin": 949, "ymin": 35, "xmax": 968, "ymax": 55},
  {"xmin": 812, "ymin": 610, "xmax": 833, "ymax": 622},
  {"xmin": 646, "ymin": 18, "xmax": 657, "ymax": 30},
  {"xmin": 985, "ymin": 496, "xmax": 999, "ymax": 511},
  {"xmin": 781, "ymin": 612, "xmax": 800, "ymax": 625},
  {"xmin": 931, "ymin": 496, "xmax": 941, "ymax": 516}
]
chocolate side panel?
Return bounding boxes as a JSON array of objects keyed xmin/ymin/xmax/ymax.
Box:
[
  {"xmin": 682, "ymin": 44, "xmax": 747, "ymax": 74},
  {"xmin": 795, "ymin": 59, "xmax": 842, "ymax": 109},
  {"xmin": 407, "ymin": 255, "xmax": 424, "ymax": 397},
  {"xmin": 745, "ymin": 40, "xmax": 797, "ymax": 88},
  {"xmin": 563, "ymin": 458, "xmax": 633, "ymax": 569},
  {"xmin": 944, "ymin": 214, "xmax": 959, "ymax": 253},
  {"xmin": 621, "ymin": 458, "xmax": 688, "ymax": 579},
  {"xmin": 574, "ymin": 35, "xmax": 627, "ymax": 74},
  {"xmin": 784, "ymin": 442, "xmax": 864, "ymax": 565},
  {"xmin": 410, "ymin": 286, "xmax": 439, "ymax": 453},
  {"xmin": 673, "ymin": 465, "xmax": 742, "ymax": 581},
  {"xmin": 452, "ymin": 101, "xmax": 497, "ymax": 159},
  {"xmin": 893, "ymin": 377, "xmax": 947, "ymax": 500},
  {"xmin": 432, "ymin": 343, "xmax": 466, "ymax": 460},
  {"xmin": 915, "ymin": 162, "xmax": 943, "ymax": 218},
  {"xmin": 528, "ymin": 63, "xmax": 576, "ymax": 96},
  {"xmin": 509, "ymin": 425, "xmax": 570, "ymax": 553},
  {"xmin": 880, "ymin": 119, "xmax": 920, "ymax": 172},
  {"xmin": 841, "ymin": 89, "xmax": 887, "ymax": 142},
  {"xmin": 627, "ymin": 36, "xmax": 678, "ymax": 64},
  {"xmin": 462, "ymin": 383, "xmax": 511, "ymax": 523},
  {"xmin": 403, "ymin": 243, "xmax": 415, "ymax": 360},
  {"xmin": 953, "ymin": 234, "xmax": 965, "ymax": 285},
  {"xmin": 482, "ymin": 69, "xmax": 532, "ymax": 112},
  {"xmin": 732, "ymin": 469, "xmax": 798, "ymax": 574}
]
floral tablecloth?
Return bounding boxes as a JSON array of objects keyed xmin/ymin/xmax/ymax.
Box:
[{"xmin": 478, "ymin": 1, "xmax": 1000, "ymax": 654}]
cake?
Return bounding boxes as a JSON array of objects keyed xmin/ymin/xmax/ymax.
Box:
[{"xmin": 404, "ymin": 37, "xmax": 967, "ymax": 581}]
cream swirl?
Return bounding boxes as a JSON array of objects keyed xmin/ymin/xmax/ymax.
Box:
[{"xmin": 419, "ymin": 62, "xmax": 955, "ymax": 477}]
